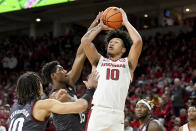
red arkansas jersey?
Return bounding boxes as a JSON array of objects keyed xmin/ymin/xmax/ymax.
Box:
[{"xmin": 92, "ymin": 56, "xmax": 132, "ymax": 111}]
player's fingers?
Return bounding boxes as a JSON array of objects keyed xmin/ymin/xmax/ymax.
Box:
[
  {"xmin": 57, "ymin": 89, "xmax": 67, "ymax": 97},
  {"xmin": 83, "ymin": 81, "xmax": 89, "ymax": 88}
]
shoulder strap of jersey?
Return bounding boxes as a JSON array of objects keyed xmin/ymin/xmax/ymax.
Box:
[{"xmin": 183, "ymin": 123, "xmax": 190, "ymax": 131}]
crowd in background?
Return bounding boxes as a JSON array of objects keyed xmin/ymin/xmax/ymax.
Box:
[{"xmin": 0, "ymin": 18, "xmax": 196, "ymax": 131}]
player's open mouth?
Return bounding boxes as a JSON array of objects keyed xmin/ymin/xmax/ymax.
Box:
[{"xmin": 109, "ymin": 47, "xmax": 113, "ymax": 50}]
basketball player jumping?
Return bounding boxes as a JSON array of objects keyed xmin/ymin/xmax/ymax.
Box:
[
  {"xmin": 8, "ymin": 71, "xmax": 98, "ymax": 131},
  {"xmin": 41, "ymin": 12, "xmax": 103, "ymax": 131},
  {"xmin": 135, "ymin": 99, "xmax": 165, "ymax": 131},
  {"xmin": 179, "ymin": 104, "xmax": 196, "ymax": 131},
  {"xmin": 81, "ymin": 8, "xmax": 142, "ymax": 131}
]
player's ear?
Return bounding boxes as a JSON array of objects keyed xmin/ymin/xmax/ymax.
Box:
[
  {"xmin": 148, "ymin": 110, "xmax": 152, "ymax": 115},
  {"xmin": 51, "ymin": 73, "xmax": 56, "ymax": 80},
  {"xmin": 122, "ymin": 47, "xmax": 126, "ymax": 54}
]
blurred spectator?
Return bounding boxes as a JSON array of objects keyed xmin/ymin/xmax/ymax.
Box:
[
  {"xmin": 171, "ymin": 78, "xmax": 186, "ymax": 116},
  {"xmin": 0, "ymin": 120, "xmax": 6, "ymax": 131},
  {"xmin": 125, "ymin": 117, "xmax": 133, "ymax": 131},
  {"xmin": 179, "ymin": 108, "xmax": 187, "ymax": 126}
]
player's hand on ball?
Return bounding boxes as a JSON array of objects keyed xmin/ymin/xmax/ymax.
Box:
[
  {"xmin": 88, "ymin": 11, "xmax": 104, "ymax": 31},
  {"xmin": 95, "ymin": 11, "xmax": 103, "ymax": 23},
  {"xmin": 83, "ymin": 71, "xmax": 99, "ymax": 89},
  {"xmin": 119, "ymin": 8, "xmax": 128, "ymax": 26},
  {"xmin": 55, "ymin": 89, "xmax": 73, "ymax": 102},
  {"xmin": 99, "ymin": 20, "xmax": 114, "ymax": 31}
]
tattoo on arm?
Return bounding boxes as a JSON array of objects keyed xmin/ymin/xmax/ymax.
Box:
[{"xmin": 84, "ymin": 24, "xmax": 101, "ymax": 37}]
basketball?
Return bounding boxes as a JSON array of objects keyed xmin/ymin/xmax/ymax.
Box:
[{"xmin": 101, "ymin": 7, "xmax": 123, "ymax": 29}]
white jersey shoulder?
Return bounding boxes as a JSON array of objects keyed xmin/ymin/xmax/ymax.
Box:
[{"xmin": 183, "ymin": 123, "xmax": 189, "ymax": 131}]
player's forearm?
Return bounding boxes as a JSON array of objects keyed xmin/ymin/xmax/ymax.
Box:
[
  {"xmin": 88, "ymin": 19, "xmax": 99, "ymax": 31},
  {"xmin": 124, "ymin": 21, "xmax": 142, "ymax": 44},
  {"xmin": 69, "ymin": 44, "xmax": 86, "ymax": 85},
  {"xmin": 81, "ymin": 24, "xmax": 102, "ymax": 44}
]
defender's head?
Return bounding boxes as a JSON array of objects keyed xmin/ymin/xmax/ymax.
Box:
[
  {"xmin": 42, "ymin": 61, "xmax": 68, "ymax": 84},
  {"xmin": 105, "ymin": 30, "xmax": 132, "ymax": 58},
  {"xmin": 135, "ymin": 99, "xmax": 154, "ymax": 120},
  {"xmin": 16, "ymin": 72, "xmax": 42, "ymax": 105}
]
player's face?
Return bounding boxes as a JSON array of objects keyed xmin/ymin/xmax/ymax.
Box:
[
  {"xmin": 54, "ymin": 65, "xmax": 69, "ymax": 83},
  {"xmin": 107, "ymin": 38, "xmax": 125, "ymax": 57},
  {"xmin": 135, "ymin": 103, "xmax": 149, "ymax": 119},
  {"xmin": 188, "ymin": 106, "xmax": 196, "ymax": 121}
]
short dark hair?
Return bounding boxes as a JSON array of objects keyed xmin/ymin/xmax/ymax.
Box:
[
  {"xmin": 42, "ymin": 61, "xmax": 59, "ymax": 84},
  {"xmin": 105, "ymin": 29, "xmax": 132, "ymax": 58},
  {"xmin": 16, "ymin": 72, "xmax": 41, "ymax": 105}
]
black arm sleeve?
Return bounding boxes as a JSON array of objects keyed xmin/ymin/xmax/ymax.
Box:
[{"xmin": 81, "ymin": 87, "xmax": 95, "ymax": 105}]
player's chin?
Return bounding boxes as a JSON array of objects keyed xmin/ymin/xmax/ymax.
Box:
[
  {"xmin": 107, "ymin": 51, "xmax": 115, "ymax": 57},
  {"xmin": 135, "ymin": 113, "xmax": 144, "ymax": 118}
]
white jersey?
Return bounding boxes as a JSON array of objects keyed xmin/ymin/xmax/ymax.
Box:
[
  {"xmin": 92, "ymin": 56, "xmax": 132, "ymax": 111},
  {"xmin": 183, "ymin": 123, "xmax": 189, "ymax": 131}
]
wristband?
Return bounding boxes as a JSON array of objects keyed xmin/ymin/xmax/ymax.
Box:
[{"xmin": 81, "ymin": 87, "xmax": 95, "ymax": 105}]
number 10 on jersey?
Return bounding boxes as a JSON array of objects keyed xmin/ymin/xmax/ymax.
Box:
[{"xmin": 106, "ymin": 68, "xmax": 119, "ymax": 80}]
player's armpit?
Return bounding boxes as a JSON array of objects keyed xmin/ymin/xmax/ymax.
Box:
[{"xmin": 148, "ymin": 121, "xmax": 165, "ymax": 131}]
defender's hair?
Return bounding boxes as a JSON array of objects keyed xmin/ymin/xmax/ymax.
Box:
[
  {"xmin": 42, "ymin": 61, "xmax": 59, "ymax": 84},
  {"xmin": 16, "ymin": 72, "xmax": 42, "ymax": 105},
  {"xmin": 105, "ymin": 29, "xmax": 132, "ymax": 58}
]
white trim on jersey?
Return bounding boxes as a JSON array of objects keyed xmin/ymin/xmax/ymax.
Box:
[{"xmin": 183, "ymin": 123, "xmax": 190, "ymax": 131}]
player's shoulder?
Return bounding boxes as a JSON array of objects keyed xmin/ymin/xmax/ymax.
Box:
[
  {"xmin": 148, "ymin": 119, "xmax": 164, "ymax": 131},
  {"xmin": 179, "ymin": 126, "xmax": 183, "ymax": 131}
]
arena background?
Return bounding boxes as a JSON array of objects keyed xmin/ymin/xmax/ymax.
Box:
[{"xmin": 0, "ymin": 0, "xmax": 196, "ymax": 130}]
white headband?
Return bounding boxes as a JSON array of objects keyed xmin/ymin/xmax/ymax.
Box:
[{"xmin": 136, "ymin": 99, "xmax": 152, "ymax": 110}]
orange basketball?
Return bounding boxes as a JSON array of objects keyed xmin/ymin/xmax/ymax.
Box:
[{"xmin": 101, "ymin": 7, "xmax": 123, "ymax": 29}]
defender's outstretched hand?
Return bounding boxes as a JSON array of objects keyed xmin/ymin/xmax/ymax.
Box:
[
  {"xmin": 88, "ymin": 11, "xmax": 103, "ymax": 31},
  {"xmin": 83, "ymin": 71, "xmax": 99, "ymax": 89},
  {"xmin": 55, "ymin": 89, "xmax": 73, "ymax": 102}
]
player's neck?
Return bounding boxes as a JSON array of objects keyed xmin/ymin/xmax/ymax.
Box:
[
  {"xmin": 109, "ymin": 54, "xmax": 122, "ymax": 61},
  {"xmin": 189, "ymin": 120, "xmax": 196, "ymax": 127},
  {"xmin": 139, "ymin": 116, "xmax": 150, "ymax": 126},
  {"xmin": 53, "ymin": 81, "xmax": 67, "ymax": 90}
]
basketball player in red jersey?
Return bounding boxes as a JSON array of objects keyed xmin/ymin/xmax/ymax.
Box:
[
  {"xmin": 81, "ymin": 8, "xmax": 142, "ymax": 131},
  {"xmin": 179, "ymin": 104, "xmax": 196, "ymax": 131}
]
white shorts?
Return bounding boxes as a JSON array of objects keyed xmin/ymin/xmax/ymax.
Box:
[{"xmin": 86, "ymin": 106, "xmax": 124, "ymax": 131}]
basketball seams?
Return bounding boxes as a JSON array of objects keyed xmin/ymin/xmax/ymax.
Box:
[
  {"xmin": 104, "ymin": 8, "xmax": 113, "ymax": 25},
  {"xmin": 107, "ymin": 20, "xmax": 123, "ymax": 22},
  {"xmin": 102, "ymin": 7, "xmax": 122, "ymax": 29},
  {"xmin": 106, "ymin": 12, "xmax": 121, "ymax": 22}
]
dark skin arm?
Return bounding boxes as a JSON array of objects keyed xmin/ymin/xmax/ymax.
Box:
[
  {"xmin": 68, "ymin": 12, "xmax": 103, "ymax": 86},
  {"xmin": 148, "ymin": 121, "xmax": 165, "ymax": 131}
]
